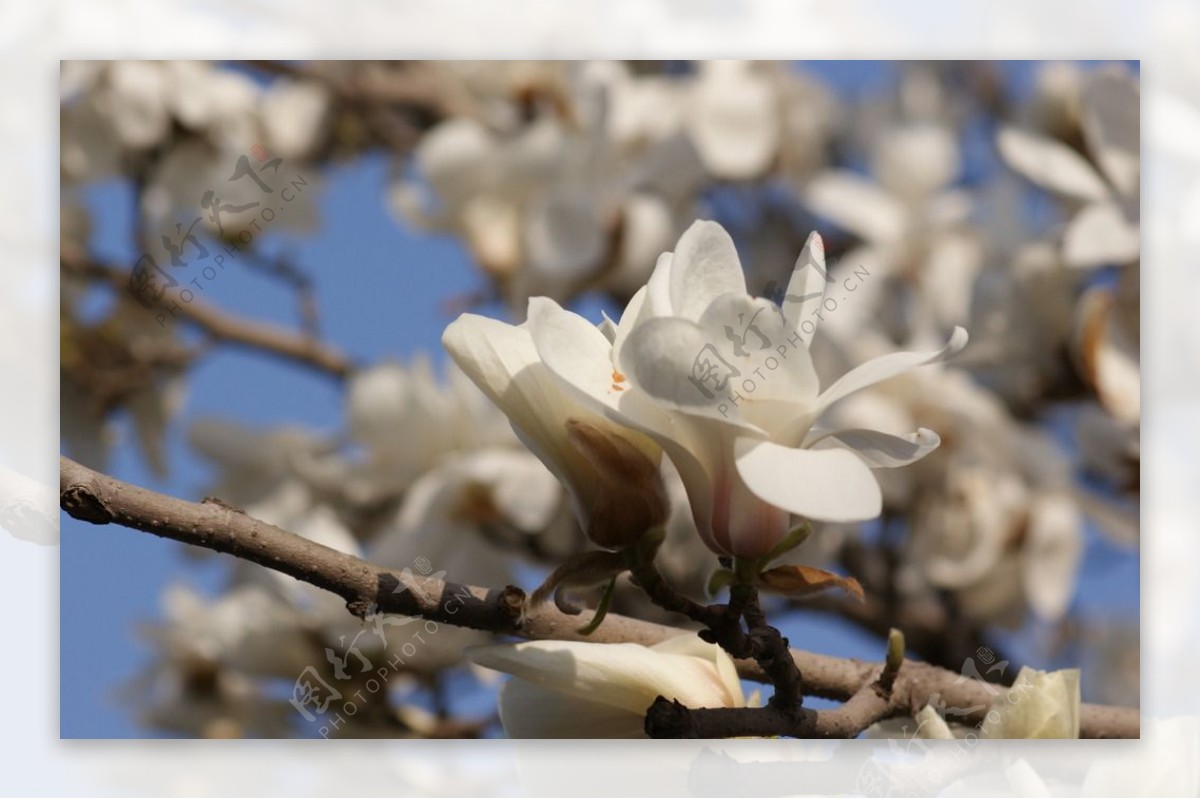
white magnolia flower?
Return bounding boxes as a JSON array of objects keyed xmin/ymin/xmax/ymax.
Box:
[
  {"xmin": 980, "ymin": 666, "xmax": 1081, "ymax": 739},
  {"xmin": 522, "ymin": 221, "xmax": 966, "ymax": 558},
  {"xmin": 998, "ymin": 67, "xmax": 1140, "ymax": 269},
  {"xmin": 443, "ymin": 310, "xmax": 667, "ymax": 549},
  {"xmin": 470, "ymin": 634, "xmax": 745, "ymax": 738}
]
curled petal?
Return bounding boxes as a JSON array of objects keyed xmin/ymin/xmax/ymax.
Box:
[{"xmin": 806, "ymin": 427, "xmax": 941, "ymax": 468}]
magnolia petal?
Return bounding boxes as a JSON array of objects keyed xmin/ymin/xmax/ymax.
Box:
[
  {"xmin": 497, "ymin": 678, "xmax": 645, "ymax": 738},
  {"xmin": 598, "ymin": 312, "xmax": 618, "ymax": 343},
  {"xmin": 687, "ymin": 61, "xmax": 780, "ymax": 180},
  {"xmin": 649, "ymin": 635, "xmax": 743, "ymax": 705},
  {"xmin": 808, "ymin": 427, "xmax": 941, "ymax": 468},
  {"xmin": 617, "ymin": 316, "xmax": 766, "ymax": 432},
  {"xmin": 914, "ymin": 704, "xmax": 957, "ymax": 739},
  {"xmin": 804, "ymin": 170, "xmax": 907, "ymax": 243},
  {"xmin": 417, "ymin": 118, "xmax": 497, "ymax": 206},
  {"xmin": 527, "ymin": 297, "xmax": 663, "ymax": 440},
  {"xmin": 669, "ymin": 220, "xmax": 748, "ymax": 321},
  {"xmin": 812, "ymin": 327, "xmax": 968, "ymax": 417},
  {"xmin": 612, "ymin": 284, "xmax": 650, "ymax": 367},
  {"xmin": 781, "ymin": 231, "xmax": 829, "ymax": 344},
  {"xmin": 1063, "ymin": 200, "xmax": 1140, "ymax": 268},
  {"xmin": 1021, "ymin": 493, "xmax": 1084, "ymax": 621},
  {"xmin": 1075, "ymin": 289, "xmax": 1141, "ymax": 424},
  {"xmin": 695, "ymin": 293, "xmax": 821, "ymax": 406},
  {"xmin": 524, "ymin": 186, "xmax": 608, "ymax": 283},
  {"xmin": 470, "ymin": 639, "xmax": 741, "ymax": 715},
  {"xmin": 981, "ymin": 667, "xmax": 1081, "ymax": 739},
  {"xmin": 734, "ymin": 438, "xmax": 882, "ymax": 523},
  {"xmin": 997, "ymin": 127, "xmax": 1110, "ymax": 203},
  {"xmin": 1081, "ymin": 69, "xmax": 1140, "ymax": 200},
  {"xmin": 442, "ymin": 313, "xmax": 595, "ymax": 513}
]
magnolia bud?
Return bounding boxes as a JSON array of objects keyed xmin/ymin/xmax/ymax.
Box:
[{"xmin": 564, "ymin": 419, "xmax": 668, "ymax": 549}]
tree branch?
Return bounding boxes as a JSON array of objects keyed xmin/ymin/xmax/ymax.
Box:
[
  {"xmin": 58, "ymin": 456, "xmax": 1139, "ymax": 738},
  {"xmin": 61, "ymin": 246, "xmax": 355, "ymax": 380},
  {"xmin": 645, "ymin": 681, "xmax": 894, "ymax": 738}
]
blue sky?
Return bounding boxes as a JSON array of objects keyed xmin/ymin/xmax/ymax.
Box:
[{"xmin": 60, "ymin": 60, "xmax": 1139, "ymax": 738}]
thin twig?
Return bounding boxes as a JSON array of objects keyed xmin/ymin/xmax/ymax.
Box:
[{"xmin": 61, "ymin": 247, "xmax": 355, "ymax": 380}]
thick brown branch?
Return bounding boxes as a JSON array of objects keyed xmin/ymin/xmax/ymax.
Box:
[
  {"xmin": 58, "ymin": 456, "xmax": 1139, "ymax": 738},
  {"xmin": 646, "ymin": 682, "xmax": 894, "ymax": 739},
  {"xmin": 61, "ymin": 247, "xmax": 354, "ymax": 380}
]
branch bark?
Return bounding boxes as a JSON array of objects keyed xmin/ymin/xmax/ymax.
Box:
[{"xmin": 58, "ymin": 456, "xmax": 1140, "ymax": 739}]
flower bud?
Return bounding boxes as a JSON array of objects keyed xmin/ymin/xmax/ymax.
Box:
[{"xmin": 564, "ymin": 419, "xmax": 668, "ymax": 549}]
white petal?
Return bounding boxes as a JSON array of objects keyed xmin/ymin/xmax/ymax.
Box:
[
  {"xmin": 524, "ymin": 186, "xmax": 607, "ymax": 283},
  {"xmin": 734, "ymin": 438, "xmax": 882, "ymax": 522},
  {"xmin": 807, "ymin": 427, "xmax": 941, "ymax": 468},
  {"xmin": 496, "ymin": 679, "xmax": 644, "ymax": 738},
  {"xmin": 1081, "ymin": 69, "xmax": 1140, "ymax": 199},
  {"xmin": 106, "ymin": 61, "xmax": 171, "ymax": 149},
  {"xmin": 607, "ymin": 193, "xmax": 675, "ymax": 295},
  {"xmin": 781, "ymin": 231, "xmax": 829, "ymax": 344},
  {"xmin": 812, "ymin": 327, "xmax": 969, "ymax": 417},
  {"xmin": 804, "ymin": 171, "xmax": 907, "ymax": 243},
  {"xmin": 1062, "ymin": 200, "xmax": 1140, "ymax": 268},
  {"xmin": 686, "ymin": 61, "xmax": 780, "ymax": 180},
  {"xmin": 1074, "ymin": 289, "xmax": 1141, "ymax": 424},
  {"xmin": 874, "ymin": 123, "xmax": 961, "ymax": 199},
  {"xmin": 1021, "ymin": 493, "xmax": 1083, "ymax": 620},
  {"xmin": 526, "ymin": 297, "xmax": 647, "ymax": 423},
  {"xmin": 616, "ymin": 315, "xmax": 766, "ymax": 432},
  {"xmin": 914, "ymin": 705, "xmax": 957, "ymax": 739},
  {"xmin": 695, "ymin": 292, "xmax": 820, "ymax": 405},
  {"xmin": 442, "ymin": 313, "xmax": 592, "ymax": 506},
  {"xmin": 598, "ymin": 313, "xmax": 618, "ymax": 343},
  {"xmin": 668, "ymin": 220, "xmax": 748, "ymax": 320},
  {"xmin": 470, "ymin": 640, "xmax": 741, "ymax": 714},
  {"xmin": 981, "ymin": 667, "xmax": 1080, "ymax": 739},
  {"xmin": 651, "ymin": 634, "xmax": 743, "ymax": 704},
  {"xmin": 612, "ymin": 284, "xmax": 650, "ymax": 367},
  {"xmin": 417, "ymin": 118, "xmax": 497, "ymax": 206},
  {"xmin": 996, "ymin": 127, "xmax": 1110, "ymax": 202},
  {"xmin": 261, "ymin": 79, "xmax": 331, "ymax": 161}
]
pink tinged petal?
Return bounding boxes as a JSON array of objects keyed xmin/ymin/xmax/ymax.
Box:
[
  {"xmin": 1062, "ymin": 201, "xmax": 1140, "ymax": 268},
  {"xmin": 996, "ymin": 127, "xmax": 1110, "ymax": 203},
  {"xmin": 781, "ymin": 231, "xmax": 830, "ymax": 345},
  {"xmin": 806, "ymin": 427, "xmax": 941, "ymax": 468},
  {"xmin": 722, "ymin": 465, "xmax": 792, "ymax": 559},
  {"xmin": 669, "ymin": 220, "xmax": 747, "ymax": 320},
  {"xmin": 734, "ymin": 438, "xmax": 883, "ymax": 523},
  {"xmin": 812, "ymin": 327, "xmax": 969, "ymax": 417}
]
